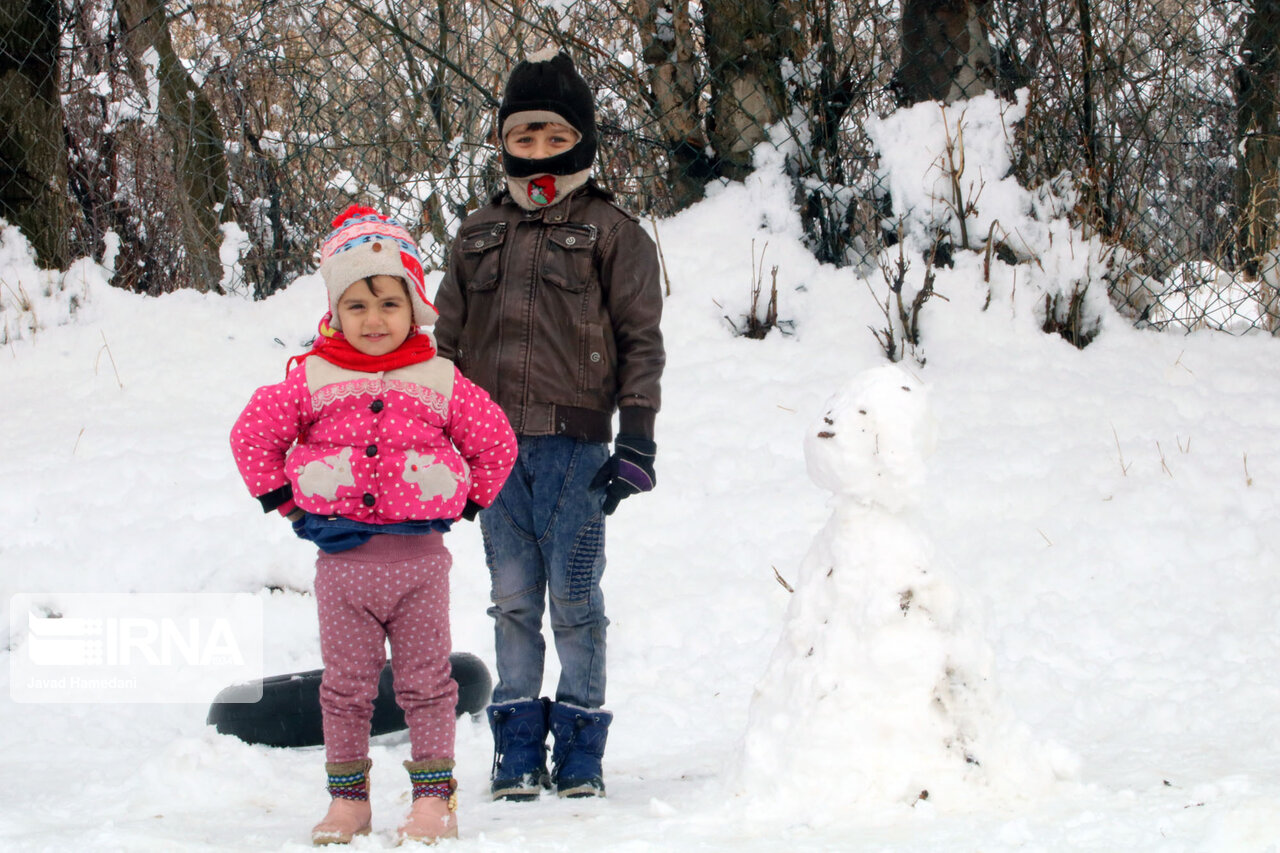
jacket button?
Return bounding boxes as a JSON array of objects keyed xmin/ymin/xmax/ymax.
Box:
[
  {"xmin": 362, "ymin": 493, "xmax": 376, "ymax": 507},
  {"xmin": 370, "ymin": 399, "xmax": 384, "ymax": 413},
  {"xmin": 590, "ymin": 352, "xmax": 601, "ymax": 363},
  {"xmin": 565, "ymin": 236, "xmax": 576, "ymax": 246},
  {"xmin": 365, "ymin": 444, "xmax": 377, "ymax": 457},
  {"xmin": 474, "ymin": 239, "xmax": 485, "ymax": 248}
]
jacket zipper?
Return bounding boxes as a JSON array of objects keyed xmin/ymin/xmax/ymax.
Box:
[{"xmin": 518, "ymin": 221, "xmax": 547, "ymax": 433}]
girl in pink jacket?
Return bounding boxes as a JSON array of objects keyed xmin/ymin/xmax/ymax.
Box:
[{"xmin": 231, "ymin": 205, "xmax": 516, "ymax": 845}]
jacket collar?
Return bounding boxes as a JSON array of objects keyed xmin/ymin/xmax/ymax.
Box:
[{"xmin": 492, "ymin": 179, "xmax": 614, "ymax": 222}]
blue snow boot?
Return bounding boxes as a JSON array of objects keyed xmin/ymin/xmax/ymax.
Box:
[
  {"xmin": 548, "ymin": 702, "xmax": 613, "ymax": 798},
  {"xmin": 487, "ymin": 699, "xmax": 551, "ymax": 801}
]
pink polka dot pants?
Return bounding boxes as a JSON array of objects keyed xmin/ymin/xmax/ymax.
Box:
[{"xmin": 314, "ymin": 533, "xmax": 458, "ymax": 764}]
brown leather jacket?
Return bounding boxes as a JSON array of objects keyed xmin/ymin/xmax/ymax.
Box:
[{"xmin": 433, "ymin": 183, "xmax": 664, "ymax": 442}]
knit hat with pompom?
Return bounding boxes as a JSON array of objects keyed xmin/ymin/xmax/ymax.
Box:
[{"xmin": 318, "ymin": 205, "xmax": 437, "ymax": 329}]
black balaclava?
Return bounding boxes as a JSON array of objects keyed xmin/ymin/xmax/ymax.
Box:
[{"xmin": 498, "ymin": 50, "xmax": 597, "ymax": 209}]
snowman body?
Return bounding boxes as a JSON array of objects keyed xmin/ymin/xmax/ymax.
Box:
[{"xmin": 739, "ymin": 364, "xmax": 1063, "ymax": 816}]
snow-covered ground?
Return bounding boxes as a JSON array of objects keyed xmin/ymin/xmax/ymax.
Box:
[{"xmin": 3, "ymin": 95, "xmax": 1280, "ymax": 850}]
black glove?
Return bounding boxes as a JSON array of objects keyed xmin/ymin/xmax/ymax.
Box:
[
  {"xmin": 590, "ymin": 434, "xmax": 656, "ymax": 516},
  {"xmin": 461, "ymin": 499, "xmax": 484, "ymax": 522}
]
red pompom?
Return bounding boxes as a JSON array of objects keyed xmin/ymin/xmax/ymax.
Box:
[{"xmin": 331, "ymin": 204, "xmax": 382, "ymax": 228}]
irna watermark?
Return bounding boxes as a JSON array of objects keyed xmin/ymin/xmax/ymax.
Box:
[{"xmin": 10, "ymin": 593, "xmax": 263, "ymax": 703}]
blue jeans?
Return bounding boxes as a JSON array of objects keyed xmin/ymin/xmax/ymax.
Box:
[
  {"xmin": 294, "ymin": 513, "xmax": 452, "ymax": 554},
  {"xmin": 480, "ymin": 436, "xmax": 610, "ymax": 708}
]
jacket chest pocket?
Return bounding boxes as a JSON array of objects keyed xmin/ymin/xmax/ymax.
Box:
[
  {"xmin": 459, "ymin": 222, "xmax": 506, "ymax": 292},
  {"xmin": 541, "ymin": 224, "xmax": 598, "ymax": 293}
]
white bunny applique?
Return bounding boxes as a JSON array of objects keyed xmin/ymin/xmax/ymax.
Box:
[
  {"xmin": 296, "ymin": 447, "xmax": 357, "ymax": 500},
  {"xmin": 401, "ymin": 451, "xmax": 461, "ymax": 503}
]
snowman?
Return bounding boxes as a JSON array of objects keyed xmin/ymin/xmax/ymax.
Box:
[{"xmin": 737, "ymin": 363, "xmax": 1067, "ymax": 818}]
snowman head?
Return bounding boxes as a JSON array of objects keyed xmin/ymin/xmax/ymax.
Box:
[{"xmin": 804, "ymin": 364, "xmax": 935, "ymax": 510}]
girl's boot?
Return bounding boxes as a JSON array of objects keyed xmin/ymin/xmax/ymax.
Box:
[
  {"xmin": 398, "ymin": 759, "xmax": 458, "ymax": 844},
  {"xmin": 311, "ymin": 759, "xmax": 373, "ymax": 845},
  {"xmin": 486, "ymin": 698, "xmax": 551, "ymax": 800},
  {"xmin": 548, "ymin": 702, "xmax": 613, "ymax": 798}
]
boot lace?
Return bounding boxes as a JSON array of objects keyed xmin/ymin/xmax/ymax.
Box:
[{"xmin": 490, "ymin": 709, "xmax": 509, "ymax": 777}]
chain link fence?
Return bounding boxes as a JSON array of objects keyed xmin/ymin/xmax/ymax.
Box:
[{"xmin": 2, "ymin": 0, "xmax": 1277, "ymax": 335}]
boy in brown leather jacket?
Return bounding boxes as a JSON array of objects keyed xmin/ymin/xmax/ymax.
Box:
[{"xmin": 433, "ymin": 48, "xmax": 665, "ymax": 801}]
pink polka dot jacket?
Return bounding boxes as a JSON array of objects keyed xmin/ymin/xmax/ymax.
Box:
[{"xmin": 230, "ymin": 355, "xmax": 516, "ymax": 523}]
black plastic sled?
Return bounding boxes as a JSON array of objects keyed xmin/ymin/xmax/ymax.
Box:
[{"xmin": 207, "ymin": 652, "xmax": 492, "ymax": 748}]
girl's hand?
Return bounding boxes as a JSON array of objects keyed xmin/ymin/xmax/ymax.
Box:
[{"xmin": 460, "ymin": 500, "xmax": 484, "ymax": 522}]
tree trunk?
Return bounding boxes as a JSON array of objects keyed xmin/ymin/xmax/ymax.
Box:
[
  {"xmin": 0, "ymin": 0, "xmax": 71, "ymax": 267},
  {"xmin": 1236, "ymin": 0, "xmax": 1280, "ymax": 282},
  {"xmin": 117, "ymin": 0, "xmax": 230, "ymax": 293},
  {"xmin": 895, "ymin": 0, "xmax": 994, "ymax": 106},
  {"xmin": 634, "ymin": 0, "xmax": 710, "ymax": 208},
  {"xmin": 703, "ymin": 0, "xmax": 796, "ymax": 181}
]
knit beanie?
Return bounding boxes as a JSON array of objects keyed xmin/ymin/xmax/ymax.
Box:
[
  {"xmin": 498, "ymin": 49, "xmax": 597, "ymax": 209},
  {"xmin": 318, "ymin": 205, "xmax": 437, "ymax": 330}
]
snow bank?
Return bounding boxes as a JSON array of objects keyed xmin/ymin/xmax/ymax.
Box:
[
  {"xmin": 0, "ymin": 220, "xmax": 110, "ymax": 345},
  {"xmin": 867, "ymin": 91, "xmax": 1120, "ymax": 347}
]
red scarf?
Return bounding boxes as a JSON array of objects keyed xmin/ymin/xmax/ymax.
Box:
[{"xmin": 287, "ymin": 313, "xmax": 437, "ymax": 374}]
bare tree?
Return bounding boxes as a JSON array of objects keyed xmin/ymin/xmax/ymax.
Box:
[
  {"xmin": 783, "ymin": 0, "xmax": 898, "ymax": 265},
  {"xmin": 704, "ymin": 0, "xmax": 798, "ymax": 180},
  {"xmin": 0, "ymin": 0, "xmax": 71, "ymax": 266},
  {"xmin": 117, "ymin": 0, "xmax": 229, "ymax": 292},
  {"xmin": 1235, "ymin": 0, "xmax": 1280, "ymax": 281},
  {"xmin": 634, "ymin": 0, "xmax": 710, "ymax": 207},
  {"xmin": 895, "ymin": 0, "xmax": 995, "ymax": 106},
  {"xmin": 1072, "ymin": 0, "xmax": 1107, "ymax": 236},
  {"xmin": 20, "ymin": 0, "xmax": 1256, "ymax": 330}
]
